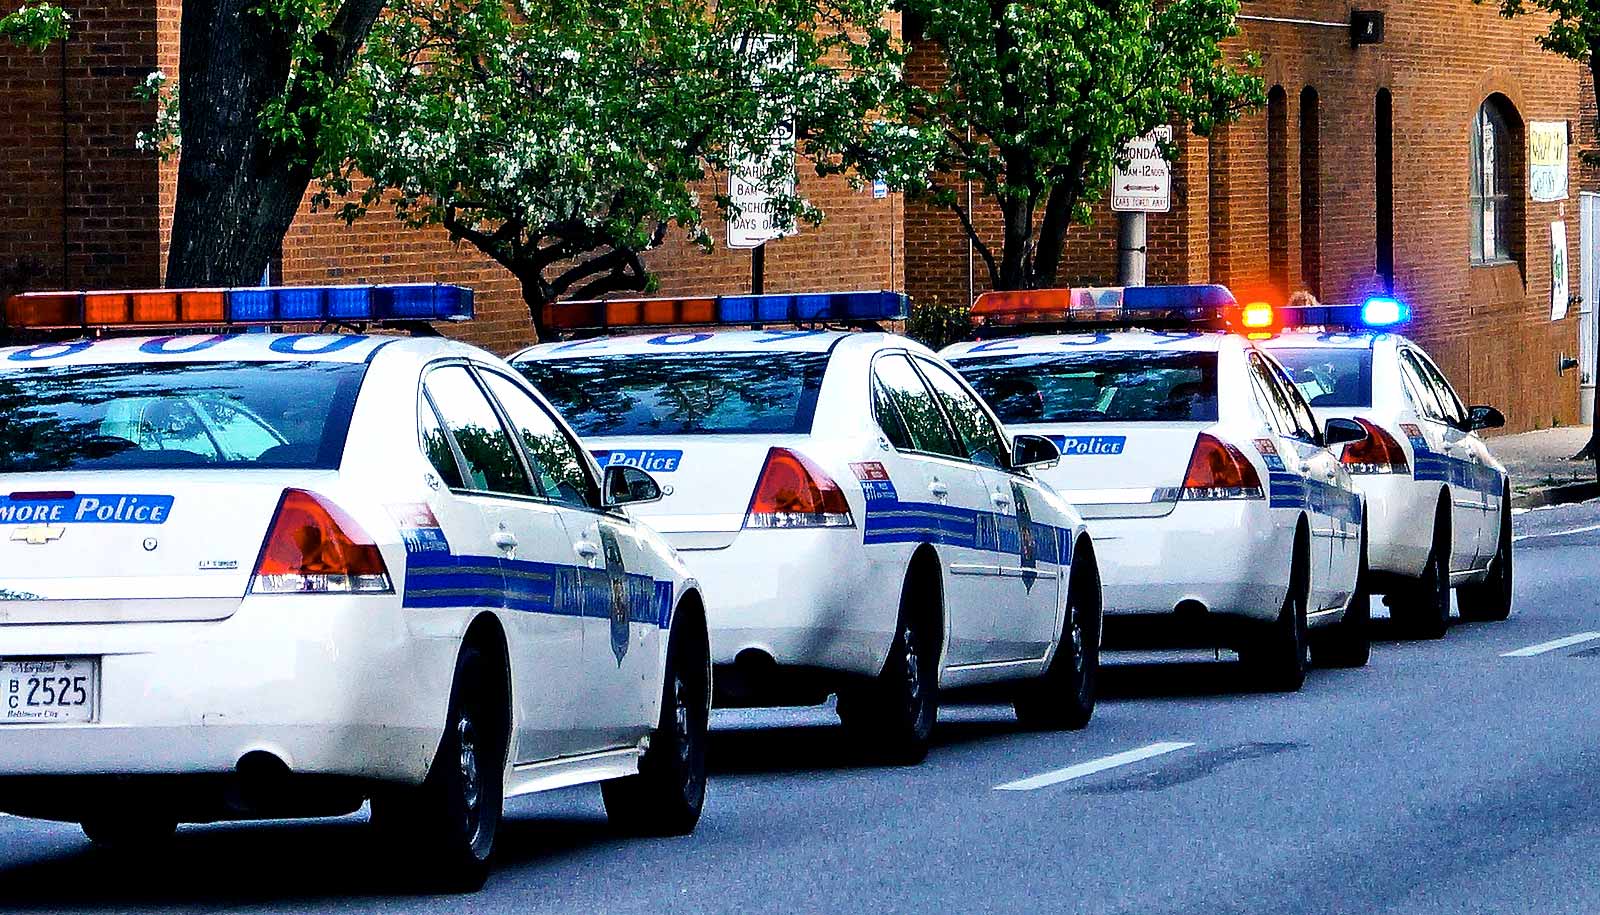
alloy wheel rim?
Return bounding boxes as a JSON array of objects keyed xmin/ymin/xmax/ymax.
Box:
[
  {"xmin": 902, "ymin": 621, "xmax": 922, "ymax": 713},
  {"xmin": 457, "ymin": 717, "xmax": 482, "ymax": 836}
]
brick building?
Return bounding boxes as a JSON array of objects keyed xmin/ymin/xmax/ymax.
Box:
[
  {"xmin": 906, "ymin": 1, "xmax": 1597, "ymax": 433},
  {"xmin": 0, "ymin": 0, "xmax": 1594, "ymax": 432}
]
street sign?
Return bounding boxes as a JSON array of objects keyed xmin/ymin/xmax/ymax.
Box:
[
  {"xmin": 728, "ymin": 36, "xmax": 797, "ymax": 250},
  {"xmin": 1111, "ymin": 127, "xmax": 1173, "ymax": 214}
]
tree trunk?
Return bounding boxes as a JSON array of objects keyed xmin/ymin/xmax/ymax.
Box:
[
  {"xmin": 518, "ymin": 275, "xmax": 553, "ymax": 342},
  {"xmin": 166, "ymin": 0, "xmax": 384, "ymax": 287},
  {"xmin": 1030, "ymin": 182, "xmax": 1080, "ymax": 289},
  {"xmin": 996, "ymin": 195, "xmax": 1035, "ymax": 290}
]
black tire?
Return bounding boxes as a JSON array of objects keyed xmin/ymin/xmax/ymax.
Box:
[
  {"xmin": 371, "ymin": 642, "xmax": 505, "ymax": 894},
  {"xmin": 602, "ymin": 613, "xmax": 710, "ymax": 837},
  {"xmin": 81, "ymin": 813, "xmax": 176, "ymax": 849},
  {"xmin": 1392, "ymin": 510, "xmax": 1450, "ymax": 639},
  {"xmin": 1014, "ymin": 547, "xmax": 1099, "ymax": 730},
  {"xmin": 1242, "ymin": 536, "xmax": 1309, "ymax": 692},
  {"xmin": 1459, "ymin": 494, "xmax": 1513, "ymax": 623},
  {"xmin": 1312, "ymin": 532, "xmax": 1371, "ymax": 669},
  {"xmin": 839, "ymin": 582, "xmax": 939, "ymax": 766}
]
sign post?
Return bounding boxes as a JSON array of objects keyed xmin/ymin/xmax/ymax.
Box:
[{"xmin": 1111, "ymin": 127, "xmax": 1173, "ymax": 287}]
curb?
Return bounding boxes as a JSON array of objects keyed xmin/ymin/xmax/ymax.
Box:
[{"xmin": 1512, "ymin": 480, "xmax": 1600, "ymax": 509}]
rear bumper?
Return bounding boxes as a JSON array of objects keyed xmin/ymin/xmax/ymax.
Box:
[
  {"xmin": 1086, "ymin": 500, "xmax": 1289, "ymax": 628},
  {"xmin": 0, "ymin": 595, "xmax": 460, "ymax": 789},
  {"xmin": 1354, "ymin": 474, "xmax": 1434, "ymax": 581},
  {"xmin": 670, "ymin": 527, "xmax": 902, "ymax": 682}
]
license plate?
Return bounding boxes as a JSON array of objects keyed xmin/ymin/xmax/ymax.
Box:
[{"xmin": 1, "ymin": 657, "xmax": 98, "ymax": 724}]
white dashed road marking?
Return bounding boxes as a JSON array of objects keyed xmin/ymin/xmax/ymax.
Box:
[
  {"xmin": 1513, "ymin": 524, "xmax": 1600, "ymax": 543},
  {"xmin": 1501, "ymin": 632, "xmax": 1600, "ymax": 657},
  {"xmin": 995, "ymin": 741, "xmax": 1195, "ymax": 791}
]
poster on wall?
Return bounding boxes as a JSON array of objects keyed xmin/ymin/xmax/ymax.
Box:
[
  {"xmin": 1552, "ymin": 220, "xmax": 1570, "ymax": 321},
  {"xmin": 1530, "ymin": 121, "xmax": 1569, "ymax": 203}
]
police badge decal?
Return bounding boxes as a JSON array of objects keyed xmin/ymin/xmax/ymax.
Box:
[{"xmin": 600, "ymin": 527, "xmax": 630, "ymax": 665}]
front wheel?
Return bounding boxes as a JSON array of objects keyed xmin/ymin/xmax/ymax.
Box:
[
  {"xmin": 1014, "ymin": 551, "xmax": 1099, "ymax": 729},
  {"xmin": 1459, "ymin": 496, "xmax": 1513, "ymax": 622},
  {"xmin": 602, "ymin": 616, "xmax": 710, "ymax": 837}
]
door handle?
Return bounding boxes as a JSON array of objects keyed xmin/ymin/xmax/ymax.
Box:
[
  {"xmin": 574, "ymin": 540, "xmax": 599, "ymax": 560},
  {"xmin": 1299, "ymin": 463, "xmax": 1313, "ymax": 474},
  {"xmin": 991, "ymin": 490, "xmax": 1013, "ymax": 509},
  {"xmin": 928, "ymin": 480, "xmax": 950, "ymax": 498},
  {"xmin": 1324, "ymin": 469, "xmax": 1338, "ymax": 481},
  {"xmin": 491, "ymin": 531, "xmax": 518, "ymax": 552}
]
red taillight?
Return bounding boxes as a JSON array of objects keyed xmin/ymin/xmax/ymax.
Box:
[
  {"xmin": 1178, "ymin": 434, "xmax": 1264, "ymax": 500},
  {"xmin": 743, "ymin": 448, "xmax": 855, "ymax": 529},
  {"xmin": 251, "ymin": 489, "xmax": 392, "ymax": 594},
  {"xmin": 1340, "ymin": 418, "xmax": 1410, "ymax": 474}
]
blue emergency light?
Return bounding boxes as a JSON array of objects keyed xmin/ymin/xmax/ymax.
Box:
[
  {"xmin": 4, "ymin": 283, "xmax": 475, "ymax": 330},
  {"xmin": 544, "ymin": 290, "xmax": 908, "ymax": 331},
  {"xmin": 1279, "ymin": 296, "xmax": 1409, "ymax": 331}
]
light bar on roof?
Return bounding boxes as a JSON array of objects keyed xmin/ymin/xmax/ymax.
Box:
[
  {"xmin": 971, "ymin": 284, "xmax": 1239, "ymax": 328},
  {"xmin": 543, "ymin": 290, "xmax": 908, "ymax": 331},
  {"xmin": 1280, "ymin": 296, "xmax": 1409, "ymax": 331},
  {"xmin": 3, "ymin": 283, "xmax": 474, "ymax": 330}
]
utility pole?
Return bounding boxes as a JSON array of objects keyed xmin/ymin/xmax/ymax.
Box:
[{"xmin": 1117, "ymin": 211, "xmax": 1147, "ymax": 287}]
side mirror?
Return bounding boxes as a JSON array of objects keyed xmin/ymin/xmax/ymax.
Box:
[
  {"xmin": 602, "ymin": 465, "xmax": 663, "ymax": 507},
  {"xmin": 1468, "ymin": 405, "xmax": 1506, "ymax": 432},
  {"xmin": 1323, "ymin": 417, "xmax": 1369, "ymax": 447},
  {"xmin": 1011, "ymin": 433, "xmax": 1061, "ymax": 469}
]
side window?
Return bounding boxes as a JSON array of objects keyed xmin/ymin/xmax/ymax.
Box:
[
  {"xmin": 418, "ymin": 393, "xmax": 467, "ymax": 490},
  {"xmin": 1264, "ymin": 356, "xmax": 1322, "ymax": 443},
  {"xmin": 916, "ymin": 357, "xmax": 1009, "ymax": 469},
  {"xmin": 480, "ymin": 370, "xmax": 596, "ymax": 509},
  {"xmin": 1413, "ymin": 352, "xmax": 1467, "ymax": 425},
  {"xmin": 872, "ymin": 353, "xmax": 962, "ymax": 459},
  {"xmin": 872, "ymin": 376, "xmax": 915, "ymax": 451},
  {"xmin": 423, "ymin": 365, "xmax": 533, "ymax": 497},
  {"xmin": 1248, "ymin": 353, "xmax": 1308, "ymax": 439},
  {"xmin": 1398, "ymin": 350, "xmax": 1447, "ymax": 422}
]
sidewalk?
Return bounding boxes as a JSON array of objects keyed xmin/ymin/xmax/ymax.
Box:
[{"xmin": 1482, "ymin": 425, "xmax": 1598, "ymax": 507}]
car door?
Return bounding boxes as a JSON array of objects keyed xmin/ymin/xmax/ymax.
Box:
[
  {"xmin": 1396, "ymin": 348, "xmax": 1480, "ymax": 571},
  {"xmin": 914, "ymin": 356, "xmax": 1058, "ymax": 662},
  {"xmin": 477, "ymin": 368, "xmax": 661, "ymax": 752},
  {"xmin": 1245, "ymin": 351, "xmax": 1339, "ymax": 610},
  {"xmin": 422, "ymin": 363, "xmax": 589, "ymax": 764},
  {"xmin": 870, "ymin": 352, "xmax": 996, "ymax": 668},
  {"xmin": 1410, "ymin": 349, "xmax": 1498, "ymax": 568}
]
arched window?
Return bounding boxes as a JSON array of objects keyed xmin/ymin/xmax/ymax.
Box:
[
  {"xmin": 1300, "ymin": 87, "xmax": 1321, "ymax": 298},
  {"xmin": 1470, "ymin": 95, "xmax": 1523, "ymax": 265},
  {"xmin": 1266, "ymin": 86, "xmax": 1289, "ymax": 296},
  {"xmin": 1376, "ymin": 89, "xmax": 1393, "ymax": 292}
]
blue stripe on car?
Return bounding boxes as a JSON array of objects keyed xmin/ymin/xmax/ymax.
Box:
[{"xmin": 403, "ymin": 553, "xmax": 673, "ymax": 627}]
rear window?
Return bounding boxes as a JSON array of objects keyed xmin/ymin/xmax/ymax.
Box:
[
  {"xmin": 0, "ymin": 361, "xmax": 367, "ymax": 473},
  {"xmin": 516, "ymin": 351, "xmax": 830, "ymax": 436},
  {"xmin": 1270, "ymin": 347, "xmax": 1374, "ymax": 408},
  {"xmin": 950, "ymin": 350, "xmax": 1219, "ymax": 423}
]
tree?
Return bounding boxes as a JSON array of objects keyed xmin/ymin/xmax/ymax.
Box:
[
  {"xmin": 844, "ymin": 0, "xmax": 1263, "ymax": 291},
  {"xmin": 0, "ymin": 2, "xmax": 68, "ymax": 51},
  {"xmin": 1487, "ymin": 0, "xmax": 1600, "ymax": 466},
  {"xmin": 329, "ymin": 0, "xmax": 901, "ymax": 339}
]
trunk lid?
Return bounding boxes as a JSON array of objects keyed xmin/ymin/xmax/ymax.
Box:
[{"xmin": 1019, "ymin": 422, "xmax": 1206, "ymax": 519}]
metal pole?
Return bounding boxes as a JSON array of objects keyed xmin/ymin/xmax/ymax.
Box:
[
  {"xmin": 1117, "ymin": 211, "xmax": 1147, "ymax": 286},
  {"xmin": 752, "ymin": 243, "xmax": 765, "ymax": 295}
]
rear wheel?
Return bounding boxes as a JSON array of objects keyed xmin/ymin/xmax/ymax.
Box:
[
  {"xmin": 1392, "ymin": 510, "xmax": 1450, "ymax": 639},
  {"xmin": 602, "ymin": 613, "xmax": 710, "ymax": 837},
  {"xmin": 839, "ymin": 587, "xmax": 939, "ymax": 766},
  {"xmin": 370, "ymin": 642, "xmax": 505, "ymax": 894},
  {"xmin": 1459, "ymin": 494, "xmax": 1513, "ymax": 622},
  {"xmin": 1312, "ymin": 533, "xmax": 1371, "ymax": 669},
  {"xmin": 1014, "ymin": 548, "xmax": 1099, "ymax": 729},
  {"xmin": 1242, "ymin": 538, "xmax": 1309, "ymax": 692}
]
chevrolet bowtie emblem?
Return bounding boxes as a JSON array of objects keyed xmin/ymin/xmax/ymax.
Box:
[{"xmin": 10, "ymin": 525, "xmax": 65, "ymax": 545}]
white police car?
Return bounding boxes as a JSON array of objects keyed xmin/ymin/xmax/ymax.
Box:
[
  {"xmin": 943, "ymin": 286, "xmax": 1370, "ymax": 691},
  {"xmin": 0, "ymin": 284, "xmax": 709, "ymax": 891},
  {"xmin": 512, "ymin": 291, "xmax": 1098, "ymax": 764},
  {"xmin": 1258, "ymin": 299, "xmax": 1510, "ymax": 638}
]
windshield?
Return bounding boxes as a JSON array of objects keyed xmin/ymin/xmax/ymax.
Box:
[
  {"xmin": 950, "ymin": 350, "xmax": 1219, "ymax": 423},
  {"xmin": 517, "ymin": 351, "xmax": 831, "ymax": 436},
  {"xmin": 0, "ymin": 361, "xmax": 367, "ymax": 473},
  {"xmin": 1270, "ymin": 347, "xmax": 1374, "ymax": 408}
]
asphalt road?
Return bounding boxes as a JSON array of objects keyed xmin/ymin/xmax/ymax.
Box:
[{"xmin": 4, "ymin": 501, "xmax": 1600, "ymax": 914}]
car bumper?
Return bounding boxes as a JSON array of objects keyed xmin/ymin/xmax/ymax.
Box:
[
  {"xmin": 669, "ymin": 527, "xmax": 902, "ymax": 679},
  {"xmin": 1353, "ymin": 473, "xmax": 1433, "ymax": 580},
  {"xmin": 1086, "ymin": 500, "xmax": 1289, "ymax": 626},
  {"xmin": 0, "ymin": 595, "xmax": 460, "ymax": 785}
]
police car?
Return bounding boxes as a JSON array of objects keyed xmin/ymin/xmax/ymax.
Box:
[
  {"xmin": 512, "ymin": 291, "xmax": 1099, "ymax": 764},
  {"xmin": 942, "ymin": 286, "xmax": 1370, "ymax": 691},
  {"xmin": 1257, "ymin": 298, "xmax": 1511, "ymax": 638},
  {"xmin": 0, "ymin": 284, "xmax": 709, "ymax": 891}
]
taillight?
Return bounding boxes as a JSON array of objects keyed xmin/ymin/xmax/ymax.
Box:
[
  {"xmin": 250, "ymin": 489, "xmax": 392, "ymax": 594},
  {"xmin": 1175, "ymin": 434, "xmax": 1264, "ymax": 500},
  {"xmin": 1340, "ymin": 418, "xmax": 1410, "ymax": 474},
  {"xmin": 743, "ymin": 448, "xmax": 855, "ymax": 529}
]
